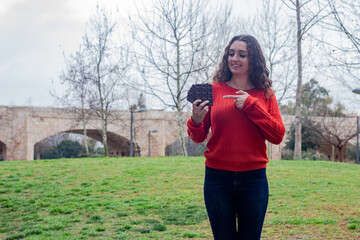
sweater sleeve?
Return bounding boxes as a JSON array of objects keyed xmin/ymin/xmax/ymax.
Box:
[
  {"xmin": 243, "ymin": 94, "xmax": 285, "ymax": 145},
  {"xmin": 187, "ymin": 107, "xmax": 211, "ymax": 143}
]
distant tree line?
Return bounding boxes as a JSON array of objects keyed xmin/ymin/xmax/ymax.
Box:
[{"xmin": 281, "ymin": 79, "xmax": 358, "ymax": 162}]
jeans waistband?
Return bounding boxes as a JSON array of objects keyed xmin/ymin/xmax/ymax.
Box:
[{"xmin": 205, "ymin": 166, "xmax": 266, "ymax": 179}]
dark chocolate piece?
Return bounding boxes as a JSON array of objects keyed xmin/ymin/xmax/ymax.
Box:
[{"xmin": 187, "ymin": 83, "xmax": 213, "ymax": 106}]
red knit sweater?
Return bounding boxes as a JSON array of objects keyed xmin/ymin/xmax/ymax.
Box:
[{"xmin": 187, "ymin": 82, "xmax": 285, "ymax": 171}]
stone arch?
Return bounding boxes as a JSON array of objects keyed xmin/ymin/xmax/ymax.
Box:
[
  {"xmin": 1, "ymin": 107, "xmax": 192, "ymax": 160},
  {"xmin": 0, "ymin": 140, "xmax": 6, "ymax": 160},
  {"xmin": 32, "ymin": 129, "xmax": 138, "ymax": 159},
  {"xmin": 66, "ymin": 129, "xmax": 137, "ymax": 157}
]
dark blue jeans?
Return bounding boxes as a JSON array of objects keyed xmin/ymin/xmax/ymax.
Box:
[{"xmin": 204, "ymin": 166, "xmax": 268, "ymax": 240}]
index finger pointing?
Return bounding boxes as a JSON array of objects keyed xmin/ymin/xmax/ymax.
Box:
[{"xmin": 223, "ymin": 95, "xmax": 240, "ymax": 99}]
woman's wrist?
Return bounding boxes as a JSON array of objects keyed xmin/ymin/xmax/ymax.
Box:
[{"xmin": 191, "ymin": 116, "xmax": 202, "ymax": 124}]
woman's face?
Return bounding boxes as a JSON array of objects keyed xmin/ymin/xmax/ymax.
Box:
[{"xmin": 227, "ymin": 40, "xmax": 249, "ymax": 76}]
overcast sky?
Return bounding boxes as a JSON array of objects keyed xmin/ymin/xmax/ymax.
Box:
[
  {"xmin": 0, "ymin": 0, "xmax": 130, "ymax": 107},
  {"xmin": 1, "ymin": 0, "xmax": 359, "ymax": 114},
  {"xmin": 0, "ymin": 0, "xmax": 264, "ymax": 107}
]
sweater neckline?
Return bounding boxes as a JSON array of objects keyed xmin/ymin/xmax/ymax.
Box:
[{"xmin": 222, "ymin": 82, "xmax": 257, "ymax": 92}]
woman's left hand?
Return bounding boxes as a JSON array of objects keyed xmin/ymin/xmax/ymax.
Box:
[{"xmin": 223, "ymin": 90, "xmax": 249, "ymax": 109}]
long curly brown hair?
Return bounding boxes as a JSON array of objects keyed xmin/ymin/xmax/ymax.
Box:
[{"xmin": 213, "ymin": 35, "xmax": 272, "ymax": 95}]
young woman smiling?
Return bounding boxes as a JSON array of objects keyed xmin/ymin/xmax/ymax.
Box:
[{"xmin": 187, "ymin": 35, "xmax": 285, "ymax": 240}]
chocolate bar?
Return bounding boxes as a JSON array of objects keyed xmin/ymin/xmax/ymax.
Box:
[{"xmin": 187, "ymin": 83, "xmax": 213, "ymax": 106}]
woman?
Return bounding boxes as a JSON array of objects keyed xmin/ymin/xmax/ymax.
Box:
[{"xmin": 187, "ymin": 35, "xmax": 285, "ymax": 239}]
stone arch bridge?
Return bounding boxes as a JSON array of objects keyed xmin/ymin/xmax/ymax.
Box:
[
  {"xmin": 0, "ymin": 106, "xmax": 189, "ymax": 161},
  {"xmin": 1, "ymin": 106, "xmax": 357, "ymax": 161}
]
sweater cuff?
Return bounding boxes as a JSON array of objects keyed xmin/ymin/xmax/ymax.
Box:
[
  {"xmin": 187, "ymin": 117, "xmax": 202, "ymax": 128},
  {"xmin": 243, "ymin": 95, "xmax": 258, "ymax": 112}
]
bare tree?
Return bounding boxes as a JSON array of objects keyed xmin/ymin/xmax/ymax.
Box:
[
  {"xmin": 129, "ymin": 0, "xmax": 235, "ymax": 155},
  {"xmin": 326, "ymin": 0, "xmax": 359, "ymax": 54},
  {"xmin": 85, "ymin": 6, "xmax": 130, "ymax": 157},
  {"xmin": 252, "ymin": 0, "xmax": 298, "ymax": 104},
  {"xmin": 56, "ymin": 6, "xmax": 130, "ymax": 157},
  {"xmin": 281, "ymin": 0, "xmax": 331, "ymax": 159},
  {"xmin": 53, "ymin": 48, "xmax": 93, "ymax": 154},
  {"xmin": 304, "ymin": 116, "xmax": 357, "ymax": 162},
  {"xmin": 316, "ymin": 0, "xmax": 360, "ymax": 90}
]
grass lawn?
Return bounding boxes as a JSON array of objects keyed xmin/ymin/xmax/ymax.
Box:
[{"xmin": 0, "ymin": 157, "xmax": 359, "ymax": 239}]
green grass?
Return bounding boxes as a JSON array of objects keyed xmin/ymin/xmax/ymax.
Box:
[{"xmin": 0, "ymin": 157, "xmax": 359, "ymax": 239}]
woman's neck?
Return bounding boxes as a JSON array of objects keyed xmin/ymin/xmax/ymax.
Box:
[{"xmin": 227, "ymin": 76, "xmax": 254, "ymax": 90}]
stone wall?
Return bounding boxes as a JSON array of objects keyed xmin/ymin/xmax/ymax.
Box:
[
  {"xmin": 0, "ymin": 105, "xmax": 358, "ymax": 161},
  {"xmin": 0, "ymin": 106, "xmax": 188, "ymax": 160}
]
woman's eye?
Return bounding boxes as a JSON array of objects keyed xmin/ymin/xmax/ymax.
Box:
[
  {"xmin": 240, "ymin": 54, "xmax": 246, "ymax": 58},
  {"xmin": 229, "ymin": 53, "xmax": 235, "ymax": 57}
]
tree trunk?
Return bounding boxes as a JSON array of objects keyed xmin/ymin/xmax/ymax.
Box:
[
  {"xmin": 99, "ymin": 90, "xmax": 108, "ymax": 157},
  {"xmin": 83, "ymin": 127, "xmax": 89, "ymax": 155},
  {"xmin": 102, "ymin": 117, "xmax": 108, "ymax": 157},
  {"xmin": 97, "ymin": 56, "xmax": 108, "ymax": 157},
  {"xmin": 294, "ymin": 0, "xmax": 303, "ymax": 160},
  {"xmin": 177, "ymin": 108, "xmax": 187, "ymax": 156},
  {"xmin": 176, "ymin": 35, "xmax": 187, "ymax": 156},
  {"xmin": 82, "ymin": 111, "xmax": 89, "ymax": 155},
  {"xmin": 337, "ymin": 146, "xmax": 343, "ymax": 162}
]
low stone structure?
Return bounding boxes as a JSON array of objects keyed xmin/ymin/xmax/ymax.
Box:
[
  {"xmin": 0, "ymin": 106, "xmax": 185, "ymax": 160},
  {"xmin": 0, "ymin": 106, "xmax": 357, "ymax": 161}
]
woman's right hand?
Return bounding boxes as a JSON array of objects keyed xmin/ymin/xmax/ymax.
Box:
[{"xmin": 191, "ymin": 100, "xmax": 209, "ymax": 124}]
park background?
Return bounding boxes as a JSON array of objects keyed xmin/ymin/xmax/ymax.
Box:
[
  {"xmin": 0, "ymin": 0, "xmax": 359, "ymax": 239},
  {"xmin": 0, "ymin": 0, "xmax": 359, "ymax": 161}
]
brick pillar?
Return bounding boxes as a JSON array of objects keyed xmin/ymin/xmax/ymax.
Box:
[{"xmin": 6, "ymin": 107, "xmax": 33, "ymax": 161}]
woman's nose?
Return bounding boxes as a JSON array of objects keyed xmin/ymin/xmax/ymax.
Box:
[{"xmin": 230, "ymin": 54, "xmax": 240, "ymax": 60}]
